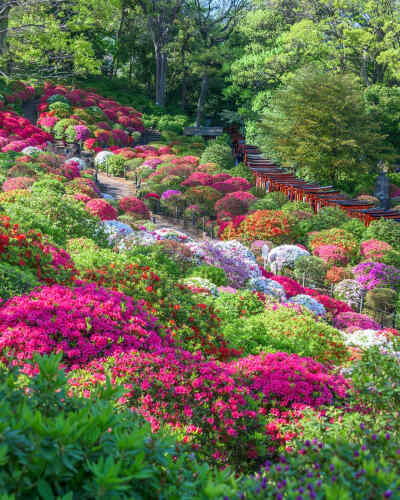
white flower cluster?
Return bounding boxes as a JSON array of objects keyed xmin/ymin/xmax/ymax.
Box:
[
  {"xmin": 21, "ymin": 146, "xmax": 43, "ymax": 156},
  {"xmin": 182, "ymin": 276, "xmax": 219, "ymax": 296},
  {"xmin": 334, "ymin": 279, "xmax": 364, "ymax": 309},
  {"xmin": 268, "ymin": 245, "xmax": 309, "ymax": 273},
  {"xmin": 94, "ymin": 150, "xmax": 114, "ymax": 166}
]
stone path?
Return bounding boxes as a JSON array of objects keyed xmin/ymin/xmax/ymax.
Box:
[
  {"xmin": 97, "ymin": 172, "xmax": 211, "ymax": 240},
  {"xmin": 97, "ymin": 172, "xmax": 136, "ymax": 199}
]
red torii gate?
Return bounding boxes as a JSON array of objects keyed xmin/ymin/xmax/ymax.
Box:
[{"xmin": 243, "ymin": 144, "xmax": 400, "ymax": 226}]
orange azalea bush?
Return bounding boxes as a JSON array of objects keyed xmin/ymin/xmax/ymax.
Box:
[
  {"xmin": 308, "ymin": 228, "xmax": 358, "ymax": 257},
  {"xmin": 220, "ymin": 210, "xmax": 293, "ymax": 244}
]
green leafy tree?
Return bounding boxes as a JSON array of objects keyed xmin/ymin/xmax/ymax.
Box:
[{"xmin": 260, "ymin": 67, "xmax": 393, "ymax": 186}]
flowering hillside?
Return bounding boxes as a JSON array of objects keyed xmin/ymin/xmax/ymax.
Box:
[{"xmin": 0, "ymin": 82, "xmax": 398, "ymax": 498}]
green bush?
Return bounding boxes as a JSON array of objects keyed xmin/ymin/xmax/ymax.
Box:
[
  {"xmin": 250, "ymin": 192, "xmax": 288, "ymax": 211},
  {"xmin": 340, "ymin": 218, "xmax": 366, "ymax": 241},
  {"xmin": 293, "ymin": 255, "xmax": 328, "ymax": 287},
  {"xmin": 211, "ymin": 290, "xmax": 265, "ymax": 324},
  {"xmin": 364, "ymin": 219, "xmax": 400, "ymax": 249},
  {"xmin": 4, "ymin": 193, "xmax": 108, "ymax": 247},
  {"xmin": 382, "ymin": 249, "xmax": 400, "ymax": 268},
  {"xmin": 104, "ymin": 155, "xmax": 126, "ymax": 177},
  {"xmin": 190, "ymin": 265, "xmax": 228, "ymax": 287},
  {"xmin": 200, "ymin": 143, "xmax": 233, "ymax": 170},
  {"xmin": 0, "ymin": 262, "xmax": 39, "ymax": 302},
  {"xmin": 31, "ymin": 176, "xmax": 66, "ymax": 196},
  {"xmin": 222, "ymin": 306, "xmax": 347, "ymax": 363},
  {"xmin": 0, "ymin": 354, "xmax": 238, "ymax": 499},
  {"xmin": 281, "ymin": 201, "xmax": 313, "ymax": 213},
  {"xmin": 226, "ymin": 163, "xmax": 254, "ymax": 183}
]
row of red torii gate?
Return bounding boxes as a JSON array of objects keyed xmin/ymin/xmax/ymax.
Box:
[{"xmin": 237, "ymin": 143, "xmax": 400, "ymax": 227}]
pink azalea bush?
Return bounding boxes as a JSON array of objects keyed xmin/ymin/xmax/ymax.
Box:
[
  {"xmin": 360, "ymin": 239, "xmax": 392, "ymax": 260},
  {"xmin": 73, "ymin": 348, "xmax": 348, "ymax": 469},
  {"xmin": 119, "ymin": 196, "xmax": 150, "ymax": 219},
  {"xmin": 2, "ymin": 177, "xmax": 35, "ymax": 192},
  {"xmin": 333, "ymin": 312, "xmax": 380, "ymax": 331},
  {"xmin": 313, "ymin": 244, "xmax": 350, "ymax": 266},
  {"xmin": 0, "ymin": 284, "xmax": 170, "ymax": 373},
  {"xmin": 215, "ymin": 191, "xmax": 256, "ymax": 216},
  {"xmin": 181, "ymin": 172, "xmax": 214, "ymax": 187},
  {"xmin": 85, "ymin": 199, "xmax": 118, "ymax": 221}
]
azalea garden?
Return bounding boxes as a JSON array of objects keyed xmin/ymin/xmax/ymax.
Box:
[{"xmin": 0, "ymin": 1, "xmax": 400, "ymax": 499}]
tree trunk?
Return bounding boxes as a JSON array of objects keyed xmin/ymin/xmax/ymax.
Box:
[
  {"xmin": 362, "ymin": 50, "xmax": 369, "ymax": 86},
  {"xmin": 0, "ymin": 4, "xmax": 10, "ymax": 58},
  {"xmin": 181, "ymin": 73, "xmax": 187, "ymax": 111},
  {"xmin": 195, "ymin": 73, "xmax": 208, "ymax": 127},
  {"xmin": 155, "ymin": 47, "xmax": 167, "ymax": 107}
]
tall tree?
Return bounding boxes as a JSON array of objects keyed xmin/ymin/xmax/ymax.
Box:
[
  {"xmin": 188, "ymin": 0, "xmax": 247, "ymax": 126},
  {"xmin": 137, "ymin": 0, "xmax": 184, "ymax": 106},
  {"xmin": 260, "ymin": 67, "xmax": 393, "ymax": 188}
]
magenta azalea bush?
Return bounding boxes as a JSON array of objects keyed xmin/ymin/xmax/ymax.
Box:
[
  {"xmin": 353, "ymin": 261, "xmax": 400, "ymax": 290},
  {"xmin": 73, "ymin": 348, "xmax": 348, "ymax": 469},
  {"xmin": 0, "ymin": 284, "xmax": 170, "ymax": 373},
  {"xmin": 333, "ymin": 311, "xmax": 380, "ymax": 331}
]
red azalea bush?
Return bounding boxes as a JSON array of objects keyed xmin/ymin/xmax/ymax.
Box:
[
  {"xmin": 0, "ymin": 215, "xmax": 76, "ymax": 284},
  {"xmin": 313, "ymin": 244, "xmax": 350, "ymax": 266},
  {"xmin": 2, "ymin": 177, "xmax": 35, "ymax": 192},
  {"xmin": 221, "ymin": 210, "xmax": 293, "ymax": 244},
  {"xmin": 119, "ymin": 196, "xmax": 150, "ymax": 219},
  {"xmin": 85, "ymin": 198, "xmax": 118, "ymax": 221},
  {"xmin": 74, "ymin": 349, "xmax": 348, "ymax": 470},
  {"xmin": 360, "ymin": 239, "xmax": 392, "ymax": 260},
  {"xmin": 61, "ymin": 162, "xmax": 80, "ymax": 180},
  {"xmin": 215, "ymin": 191, "xmax": 256, "ymax": 217},
  {"xmin": 0, "ymin": 284, "xmax": 169, "ymax": 373}
]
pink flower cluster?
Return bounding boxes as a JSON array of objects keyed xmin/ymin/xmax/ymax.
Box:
[
  {"xmin": 2, "ymin": 177, "xmax": 35, "ymax": 192},
  {"xmin": 313, "ymin": 244, "xmax": 349, "ymax": 266},
  {"xmin": 85, "ymin": 199, "xmax": 118, "ymax": 221},
  {"xmin": 215, "ymin": 191, "xmax": 256, "ymax": 216},
  {"xmin": 0, "ymin": 111, "xmax": 52, "ymax": 152},
  {"xmin": 360, "ymin": 239, "xmax": 392, "ymax": 260},
  {"xmin": 0, "ymin": 284, "xmax": 170, "ymax": 373},
  {"xmin": 333, "ymin": 312, "xmax": 380, "ymax": 331},
  {"xmin": 75, "ymin": 348, "xmax": 348, "ymax": 467},
  {"xmin": 119, "ymin": 196, "xmax": 150, "ymax": 219}
]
